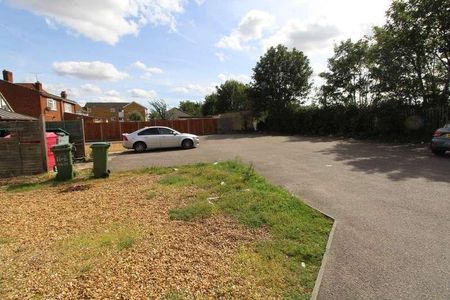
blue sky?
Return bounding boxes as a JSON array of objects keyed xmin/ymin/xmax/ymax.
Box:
[{"xmin": 0, "ymin": 0, "xmax": 391, "ymax": 108}]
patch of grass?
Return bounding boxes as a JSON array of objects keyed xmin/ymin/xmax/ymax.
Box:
[
  {"xmin": 146, "ymin": 190, "xmax": 157, "ymax": 200},
  {"xmin": 169, "ymin": 201, "xmax": 214, "ymax": 221},
  {"xmin": 141, "ymin": 166, "xmax": 173, "ymax": 175},
  {"xmin": 157, "ymin": 160, "xmax": 332, "ymax": 298},
  {"xmin": 5, "ymin": 169, "xmax": 95, "ymax": 192},
  {"xmin": 117, "ymin": 235, "xmax": 135, "ymax": 251},
  {"xmin": 6, "ymin": 182, "xmax": 44, "ymax": 192},
  {"xmin": 159, "ymin": 175, "xmax": 191, "ymax": 186},
  {"xmin": 59, "ymin": 225, "xmax": 138, "ymax": 260},
  {"xmin": 163, "ymin": 290, "xmax": 189, "ymax": 300},
  {"xmin": 78, "ymin": 263, "xmax": 93, "ymax": 273},
  {"xmin": 0, "ymin": 237, "xmax": 13, "ymax": 245}
]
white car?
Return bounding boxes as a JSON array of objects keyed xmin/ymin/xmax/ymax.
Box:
[{"xmin": 122, "ymin": 126, "xmax": 199, "ymax": 152}]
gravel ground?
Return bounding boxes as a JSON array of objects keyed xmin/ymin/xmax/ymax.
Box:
[{"xmin": 0, "ymin": 172, "xmax": 268, "ymax": 299}]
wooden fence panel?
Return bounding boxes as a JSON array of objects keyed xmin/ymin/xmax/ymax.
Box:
[
  {"xmin": 84, "ymin": 122, "xmax": 102, "ymax": 142},
  {"xmin": 103, "ymin": 122, "xmax": 121, "ymax": 141},
  {"xmin": 188, "ymin": 119, "xmax": 203, "ymax": 135},
  {"xmin": 83, "ymin": 118, "xmax": 218, "ymax": 142},
  {"xmin": 47, "ymin": 120, "xmax": 86, "ymax": 159},
  {"xmin": 121, "ymin": 122, "xmax": 139, "ymax": 134},
  {"xmin": 172, "ymin": 120, "xmax": 189, "ymax": 133},
  {"xmin": 0, "ymin": 120, "xmax": 45, "ymax": 178},
  {"xmin": 203, "ymin": 118, "xmax": 217, "ymax": 135}
]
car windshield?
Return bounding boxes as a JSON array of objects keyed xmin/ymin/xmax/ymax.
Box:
[{"xmin": 444, "ymin": 124, "xmax": 450, "ymax": 128}]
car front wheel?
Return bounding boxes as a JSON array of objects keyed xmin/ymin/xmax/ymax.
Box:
[{"xmin": 182, "ymin": 139, "xmax": 194, "ymax": 149}]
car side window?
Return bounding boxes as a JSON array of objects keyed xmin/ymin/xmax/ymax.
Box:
[
  {"xmin": 158, "ymin": 128, "xmax": 173, "ymax": 135},
  {"xmin": 138, "ymin": 128, "xmax": 160, "ymax": 136}
]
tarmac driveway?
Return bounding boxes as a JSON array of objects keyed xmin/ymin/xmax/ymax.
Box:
[{"xmin": 110, "ymin": 134, "xmax": 450, "ymax": 299}]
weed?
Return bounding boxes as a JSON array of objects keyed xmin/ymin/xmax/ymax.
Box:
[
  {"xmin": 117, "ymin": 235, "xmax": 135, "ymax": 251},
  {"xmin": 163, "ymin": 290, "xmax": 188, "ymax": 300},
  {"xmin": 6, "ymin": 182, "xmax": 44, "ymax": 192},
  {"xmin": 0, "ymin": 237, "xmax": 12, "ymax": 245},
  {"xmin": 78, "ymin": 263, "xmax": 93, "ymax": 273},
  {"xmin": 169, "ymin": 201, "xmax": 214, "ymax": 221},
  {"xmin": 159, "ymin": 175, "xmax": 191, "ymax": 186}
]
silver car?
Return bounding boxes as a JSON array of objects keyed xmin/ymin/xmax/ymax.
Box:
[
  {"xmin": 122, "ymin": 126, "xmax": 199, "ymax": 153},
  {"xmin": 431, "ymin": 123, "xmax": 450, "ymax": 155}
]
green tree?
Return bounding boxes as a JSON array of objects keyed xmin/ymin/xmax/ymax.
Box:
[
  {"xmin": 319, "ymin": 39, "xmax": 373, "ymax": 106},
  {"xmin": 128, "ymin": 111, "xmax": 143, "ymax": 121},
  {"xmin": 215, "ymin": 80, "xmax": 251, "ymax": 113},
  {"xmin": 179, "ymin": 100, "xmax": 202, "ymax": 116},
  {"xmin": 149, "ymin": 99, "xmax": 168, "ymax": 120},
  {"xmin": 371, "ymin": 0, "xmax": 450, "ymax": 106},
  {"xmin": 201, "ymin": 93, "xmax": 218, "ymax": 116},
  {"xmin": 252, "ymin": 45, "xmax": 313, "ymax": 115}
]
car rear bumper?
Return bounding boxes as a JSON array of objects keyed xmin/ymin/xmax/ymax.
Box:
[
  {"xmin": 430, "ymin": 137, "xmax": 450, "ymax": 151},
  {"xmin": 122, "ymin": 141, "xmax": 133, "ymax": 149}
]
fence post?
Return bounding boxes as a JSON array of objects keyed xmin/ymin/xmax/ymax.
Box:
[
  {"xmin": 38, "ymin": 115, "xmax": 48, "ymax": 172},
  {"xmin": 202, "ymin": 119, "xmax": 205, "ymax": 135},
  {"xmin": 119, "ymin": 121, "xmax": 122, "ymax": 139},
  {"xmin": 100, "ymin": 122, "xmax": 104, "ymax": 141},
  {"xmin": 187, "ymin": 119, "xmax": 191, "ymax": 133},
  {"xmin": 80, "ymin": 118, "xmax": 86, "ymax": 158}
]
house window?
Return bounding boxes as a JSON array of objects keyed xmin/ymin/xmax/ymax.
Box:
[
  {"xmin": 64, "ymin": 103, "xmax": 73, "ymax": 113},
  {"xmin": 87, "ymin": 108, "xmax": 92, "ymax": 113},
  {"xmin": 110, "ymin": 108, "xmax": 116, "ymax": 112},
  {"xmin": 47, "ymin": 99, "xmax": 57, "ymax": 111}
]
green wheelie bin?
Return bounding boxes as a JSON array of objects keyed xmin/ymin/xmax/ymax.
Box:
[
  {"xmin": 51, "ymin": 143, "xmax": 75, "ymax": 181},
  {"xmin": 90, "ymin": 143, "xmax": 111, "ymax": 178}
]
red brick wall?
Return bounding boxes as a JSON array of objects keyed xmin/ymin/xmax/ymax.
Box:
[
  {"xmin": 39, "ymin": 96, "xmax": 62, "ymax": 121},
  {"xmin": 0, "ymin": 80, "xmax": 40, "ymax": 118}
]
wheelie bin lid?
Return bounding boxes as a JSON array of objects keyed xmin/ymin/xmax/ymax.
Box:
[
  {"xmin": 51, "ymin": 143, "xmax": 72, "ymax": 151},
  {"xmin": 90, "ymin": 142, "xmax": 111, "ymax": 149},
  {"xmin": 46, "ymin": 128, "xmax": 70, "ymax": 136}
]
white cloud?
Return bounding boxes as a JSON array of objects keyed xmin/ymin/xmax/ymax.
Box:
[
  {"xmin": 44, "ymin": 83, "xmax": 80, "ymax": 98},
  {"xmin": 132, "ymin": 60, "xmax": 163, "ymax": 79},
  {"xmin": 215, "ymin": 52, "xmax": 226, "ymax": 62},
  {"xmin": 172, "ymin": 84, "xmax": 215, "ymax": 96},
  {"xmin": 128, "ymin": 88, "xmax": 157, "ymax": 98},
  {"xmin": 216, "ymin": 10, "xmax": 274, "ymax": 50},
  {"xmin": 6, "ymin": 0, "xmax": 199, "ymax": 44},
  {"xmin": 218, "ymin": 73, "xmax": 250, "ymax": 83},
  {"xmin": 80, "ymin": 83, "xmax": 102, "ymax": 94},
  {"xmin": 92, "ymin": 96, "xmax": 124, "ymax": 103},
  {"xmin": 263, "ymin": 21, "xmax": 340, "ymax": 53},
  {"xmin": 105, "ymin": 90, "xmax": 121, "ymax": 97},
  {"xmin": 53, "ymin": 61, "xmax": 129, "ymax": 81}
]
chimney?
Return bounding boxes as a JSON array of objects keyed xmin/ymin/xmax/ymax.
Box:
[
  {"xmin": 2, "ymin": 70, "xmax": 13, "ymax": 83},
  {"xmin": 34, "ymin": 81, "xmax": 42, "ymax": 91},
  {"xmin": 61, "ymin": 91, "xmax": 67, "ymax": 99}
]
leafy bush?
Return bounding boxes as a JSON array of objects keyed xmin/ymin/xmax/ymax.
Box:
[{"xmin": 263, "ymin": 103, "xmax": 447, "ymax": 142}]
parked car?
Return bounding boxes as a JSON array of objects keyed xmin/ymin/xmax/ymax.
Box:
[
  {"xmin": 430, "ymin": 123, "xmax": 450, "ymax": 155},
  {"xmin": 122, "ymin": 126, "xmax": 200, "ymax": 153}
]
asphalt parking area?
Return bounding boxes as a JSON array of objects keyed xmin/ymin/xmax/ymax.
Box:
[{"xmin": 110, "ymin": 134, "xmax": 450, "ymax": 299}]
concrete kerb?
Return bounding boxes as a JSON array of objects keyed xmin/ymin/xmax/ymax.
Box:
[
  {"xmin": 311, "ymin": 220, "xmax": 337, "ymax": 300},
  {"xmin": 286, "ymin": 189, "xmax": 337, "ymax": 300}
]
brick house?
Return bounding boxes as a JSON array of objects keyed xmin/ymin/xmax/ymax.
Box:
[
  {"xmin": 0, "ymin": 70, "xmax": 77, "ymax": 121},
  {"xmin": 85, "ymin": 101, "xmax": 147, "ymax": 122},
  {"xmin": 0, "ymin": 91, "xmax": 36, "ymax": 121}
]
